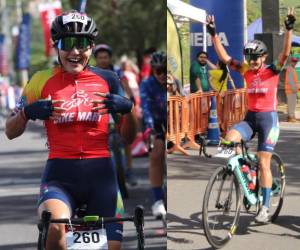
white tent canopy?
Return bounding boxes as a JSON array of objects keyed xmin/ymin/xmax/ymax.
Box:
[
  {"xmin": 167, "ymin": 0, "xmax": 207, "ymax": 51},
  {"xmin": 167, "ymin": 0, "xmax": 206, "ymax": 23}
]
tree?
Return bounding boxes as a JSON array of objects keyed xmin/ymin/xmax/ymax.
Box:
[{"xmin": 68, "ymin": 0, "xmax": 166, "ymax": 67}]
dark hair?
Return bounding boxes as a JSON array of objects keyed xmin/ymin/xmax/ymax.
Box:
[
  {"xmin": 196, "ymin": 51, "xmax": 208, "ymax": 58},
  {"xmin": 93, "ymin": 44, "xmax": 112, "ymax": 57}
]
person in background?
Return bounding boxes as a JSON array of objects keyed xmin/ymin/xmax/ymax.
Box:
[
  {"xmin": 93, "ymin": 44, "xmax": 138, "ymax": 187},
  {"xmin": 285, "ymin": 57, "xmax": 299, "ymax": 122},
  {"xmin": 167, "ymin": 71, "xmax": 185, "ymax": 96},
  {"xmin": 189, "ymin": 51, "xmax": 217, "ymax": 93},
  {"xmin": 140, "ymin": 47, "xmax": 156, "ymax": 81},
  {"xmin": 140, "ymin": 51, "xmax": 167, "ymax": 219}
]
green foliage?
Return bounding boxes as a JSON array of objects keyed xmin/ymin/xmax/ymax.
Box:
[
  {"xmin": 85, "ymin": 0, "xmax": 166, "ymax": 67},
  {"xmin": 247, "ymin": 0, "xmax": 300, "ymax": 35}
]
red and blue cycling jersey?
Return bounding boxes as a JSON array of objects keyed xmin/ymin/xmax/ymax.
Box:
[
  {"xmin": 16, "ymin": 66, "xmax": 124, "ymax": 159},
  {"xmin": 229, "ymin": 59, "xmax": 283, "ymax": 112},
  {"xmin": 140, "ymin": 75, "xmax": 167, "ymax": 129}
]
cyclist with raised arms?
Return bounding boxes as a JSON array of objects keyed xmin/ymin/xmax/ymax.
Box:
[
  {"xmin": 140, "ymin": 51, "xmax": 167, "ymax": 218},
  {"xmin": 5, "ymin": 10, "xmax": 133, "ymax": 250},
  {"xmin": 206, "ymin": 8, "xmax": 296, "ymax": 223}
]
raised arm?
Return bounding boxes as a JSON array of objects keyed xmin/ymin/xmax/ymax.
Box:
[
  {"xmin": 278, "ymin": 8, "xmax": 296, "ymax": 66},
  {"xmin": 207, "ymin": 15, "xmax": 232, "ymax": 64}
]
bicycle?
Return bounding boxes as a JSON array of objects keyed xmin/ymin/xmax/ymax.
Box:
[
  {"xmin": 37, "ymin": 205, "xmax": 145, "ymax": 250},
  {"xmin": 202, "ymin": 140, "xmax": 285, "ymax": 249}
]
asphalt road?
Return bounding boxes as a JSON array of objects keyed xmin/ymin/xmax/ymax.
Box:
[
  {"xmin": 0, "ymin": 114, "xmax": 166, "ymax": 250},
  {"xmin": 168, "ymin": 121, "xmax": 300, "ymax": 250}
]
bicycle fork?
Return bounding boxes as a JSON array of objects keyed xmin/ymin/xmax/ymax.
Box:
[{"xmin": 215, "ymin": 171, "xmax": 234, "ymax": 213}]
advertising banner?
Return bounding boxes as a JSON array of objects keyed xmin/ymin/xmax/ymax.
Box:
[
  {"xmin": 167, "ymin": 8, "xmax": 183, "ymax": 84},
  {"xmin": 189, "ymin": 0, "xmax": 245, "ymax": 88},
  {"xmin": 16, "ymin": 13, "xmax": 31, "ymax": 70},
  {"xmin": 39, "ymin": 0, "xmax": 62, "ymax": 57},
  {"xmin": 0, "ymin": 34, "xmax": 8, "ymax": 75}
]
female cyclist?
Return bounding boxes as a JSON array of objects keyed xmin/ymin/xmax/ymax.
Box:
[
  {"xmin": 5, "ymin": 11, "xmax": 133, "ymax": 250},
  {"xmin": 206, "ymin": 8, "xmax": 296, "ymax": 223}
]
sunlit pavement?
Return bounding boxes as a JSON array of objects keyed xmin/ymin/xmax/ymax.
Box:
[{"xmin": 168, "ymin": 118, "xmax": 300, "ymax": 250}]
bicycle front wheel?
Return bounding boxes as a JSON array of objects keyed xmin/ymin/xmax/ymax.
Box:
[{"xmin": 202, "ymin": 166, "xmax": 241, "ymax": 249}]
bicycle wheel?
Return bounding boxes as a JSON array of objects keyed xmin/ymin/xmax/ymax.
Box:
[
  {"xmin": 268, "ymin": 153, "xmax": 285, "ymax": 222},
  {"xmin": 202, "ymin": 166, "xmax": 241, "ymax": 249}
]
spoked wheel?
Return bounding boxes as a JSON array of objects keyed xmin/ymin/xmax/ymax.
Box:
[
  {"xmin": 268, "ymin": 153, "xmax": 285, "ymax": 222},
  {"xmin": 202, "ymin": 167, "xmax": 241, "ymax": 249}
]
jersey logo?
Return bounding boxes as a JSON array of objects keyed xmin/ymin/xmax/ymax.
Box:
[{"xmin": 61, "ymin": 90, "xmax": 92, "ymax": 111}]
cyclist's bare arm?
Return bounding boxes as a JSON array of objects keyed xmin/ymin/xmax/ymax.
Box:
[
  {"xmin": 121, "ymin": 112, "xmax": 137, "ymax": 145},
  {"xmin": 278, "ymin": 8, "xmax": 295, "ymax": 66},
  {"xmin": 207, "ymin": 15, "xmax": 232, "ymax": 64},
  {"xmin": 196, "ymin": 78, "xmax": 203, "ymax": 92},
  {"xmin": 206, "ymin": 59, "xmax": 218, "ymax": 70},
  {"xmin": 5, "ymin": 111, "xmax": 27, "ymax": 140}
]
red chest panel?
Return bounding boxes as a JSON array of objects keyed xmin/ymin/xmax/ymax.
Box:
[{"xmin": 41, "ymin": 69, "xmax": 111, "ymax": 159}]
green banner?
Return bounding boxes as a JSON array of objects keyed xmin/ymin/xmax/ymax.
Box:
[{"xmin": 167, "ymin": 8, "xmax": 183, "ymax": 84}]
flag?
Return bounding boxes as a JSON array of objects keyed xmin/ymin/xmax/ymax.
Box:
[{"xmin": 39, "ymin": 0, "xmax": 62, "ymax": 57}]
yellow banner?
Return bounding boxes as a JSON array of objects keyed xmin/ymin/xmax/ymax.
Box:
[{"xmin": 167, "ymin": 8, "xmax": 182, "ymax": 83}]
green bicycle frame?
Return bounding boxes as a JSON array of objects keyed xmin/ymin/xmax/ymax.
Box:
[{"xmin": 227, "ymin": 153, "xmax": 258, "ymax": 205}]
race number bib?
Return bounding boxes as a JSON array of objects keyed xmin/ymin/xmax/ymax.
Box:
[
  {"xmin": 66, "ymin": 226, "xmax": 108, "ymax": 250},
  {"xmin": 63, "ymin": 13, "xmax": 88, "ymax": 25}
]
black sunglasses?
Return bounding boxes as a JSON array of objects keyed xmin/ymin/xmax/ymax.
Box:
[
  {"xmin": 57, "ymin": 36, "xmax": 92, "ymax": 52},
  {"xmin": 245, "ymin": 54, "xmax": 262, "ymax": 62}
]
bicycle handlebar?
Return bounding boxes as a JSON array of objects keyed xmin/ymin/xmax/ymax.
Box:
[{"xmin": 38, "ymin": 205, "xmax": 145, "ymax": 250}]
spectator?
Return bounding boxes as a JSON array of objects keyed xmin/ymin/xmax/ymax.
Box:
[
  {"xmin": 189, "ymin": 51, "xmax": 217, "ymax": 93},
  {"xmin": 285, "ymin": 57, "xmax": 299, "ymax": 122},
  {"xmin": 93, "ymin": 44, "xmax": 138, "ymax": 187},
  {"xmin": 140, "ymin": 51, "xmax": 167, "ymax": 219},
  {"xmin": 167, "ymin": 71, "xmax": 185, "ymax": 96}
]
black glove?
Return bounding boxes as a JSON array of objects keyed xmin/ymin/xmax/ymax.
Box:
[
  {"xmin": 285, "ymin": 14, "xmax": 296, "ymax": 30},
  {"xmin": 206, "ymin": 15, "xmax": 216, "ymax": 37},
  {"xmin": 103, "ymin": 94, "xmax": 133, "ymax": 114},
  {"xmin": 23, "ymin": 100, "xmax": 53, "ymax": 120}
]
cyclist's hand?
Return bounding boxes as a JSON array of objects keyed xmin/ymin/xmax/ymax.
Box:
[
  {"xmin": 92, "ymin": 92, "xmax": 133, "ymax": 114},
  {"xmin": 285, "ymin": 7, "xmax": 296, "ymax": 30},
  {"xmin": 23, "ymin": 99, "xmax": 65, "ymax": 120},
  {"xmin": 206, "ymin": 15, "xmax": 216, "ymax": 37}
]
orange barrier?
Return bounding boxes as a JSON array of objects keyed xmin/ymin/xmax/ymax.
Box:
[
  {"xmin": 183, "ymin": 92, "xmax": 215, "ymax": 151},
  {"xmin": 167, "ymin": 89, "xmax": 247, "ymax": 155},
  {"xmin": 167, "ymin": 95, "xmax": 189, "ymax": 155},
  {"xmin": 218, "ymin": 89, "xmax": 247, "ymax": 133}
]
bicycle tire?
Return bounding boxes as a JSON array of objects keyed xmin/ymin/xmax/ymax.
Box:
[
  {"xmin": 202, "ymin": 166, "xmax": 241, "ymax": 249},
  {"xmin": 269, "ymin": 153, "xmax": 285, "ymax": 222}
]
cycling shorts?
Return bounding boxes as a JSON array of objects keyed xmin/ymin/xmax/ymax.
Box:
[
  {"xmin": 232, "ymin": 111, "xmax": 280, "ymax": 152},
  {"xmin": 38, "ymin": 157, "xmax": 124, "ymax": 241}
]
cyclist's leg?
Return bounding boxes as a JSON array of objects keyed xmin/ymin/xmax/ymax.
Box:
[
  {"xmin": 38, "ymin": 198, "xmax": 71, "ymax": 250},
  {"xmin": 85, "ymin": 158, "xmax": 123, "ymax": 250},
  {"xmin": 226, "ymin": 112, "xmax": 255, "ymax": 142},
  {"xmin": 37, "ymin": 159, "xmax": 80, "ymax": 250},
  {"xmin": 225, "ymin": 114, "xmax": 254, "ymax": 154},
  {"xmin": 257, "ymin": 112, "xmax": 280, "ymax": 209},
  {"xmin": 149, "ymin": 126, "xmax": 166, "ymax": 217}
]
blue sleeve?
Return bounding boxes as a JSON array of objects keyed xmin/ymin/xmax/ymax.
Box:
[
  {"xmin": 89, "ymin": 66, "xmax": 125, "ymax": 96},
  {"xmin": 140, "ymin": 79, "xmax": 154, "ymax": 128}
]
